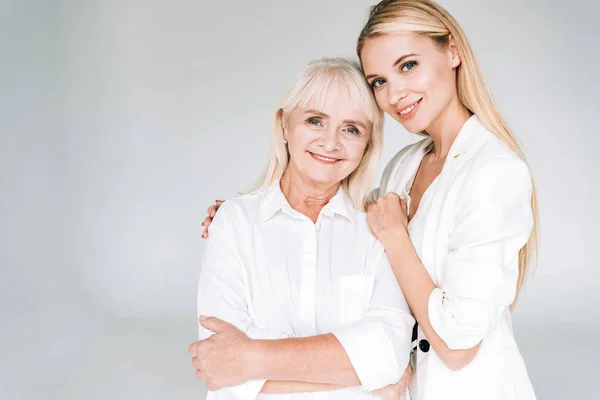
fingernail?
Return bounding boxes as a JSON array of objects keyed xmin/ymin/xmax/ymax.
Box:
[{"xmin": 200, "ymin": 315, "xmax": 206, "ymax": 321}]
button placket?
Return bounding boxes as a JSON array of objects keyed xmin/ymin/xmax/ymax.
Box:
[{"xmin": 298, "ymin": 220, "xmax": 317, "ymax": 335}]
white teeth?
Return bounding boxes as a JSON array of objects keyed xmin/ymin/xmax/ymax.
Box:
[
  {"xmin": 313, "ymin": 153, "xmax": 337, "ymax": 162},
  {"xmin": 399, "ymin": 101, "xmax": 419, "ymax": 115}
]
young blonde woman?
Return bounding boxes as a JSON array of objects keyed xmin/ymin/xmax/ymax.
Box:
[
  {"xmin": 358, "ymin": 1, "xmax": 538, "ymax": 399},
  {"xmin": 201, "ymin": 1, "xmax": 538, "ymax": 399},
  {"xmin": 189, "ymin": 58, "xmax": 415, "ymax": 400}
]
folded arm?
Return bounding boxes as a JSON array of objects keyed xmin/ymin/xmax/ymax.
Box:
[{"xmin": 193, "ymin": 202, "xmax": 413, "ymax": 395}]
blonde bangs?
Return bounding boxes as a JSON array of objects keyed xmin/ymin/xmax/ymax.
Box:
[{"xmin": 282, "ymin": 59, "xmax": 380, "ymax": 127}]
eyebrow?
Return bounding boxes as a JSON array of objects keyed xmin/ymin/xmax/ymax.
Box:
[
  {"xmin": 304, "ymin": 109, "xmax": 367, "ymax": 129},
  {"xmin": 364, "ymin": 53, "xmax": 418, "ymax": 80},
  {"xmin": 304, "ymin": 109, "xmax": 329, "ymax": 118},
  {"xmin": 344, "ymin": 119, "xmax": 367, "ymax": 129}
]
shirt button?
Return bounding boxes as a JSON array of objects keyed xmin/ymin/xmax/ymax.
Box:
[{"xmin": 419, "ymin": 339, "xmax": 430, "ymax": 353}]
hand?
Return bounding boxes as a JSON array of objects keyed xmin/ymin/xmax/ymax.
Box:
[
  {"xmin": 373, "ymin": 363, "xmax": 413, "ymax": 400},
  {"xmin": 366, "ymin": 192, "xmax": 408, "ymax": 243},
  {"xmin": 188, "ymin": 316, "xmax": 256, "ymax": 391},
  {"xmin": 202, "ymin": 200, "xmax": 224, "ymax": 239}
]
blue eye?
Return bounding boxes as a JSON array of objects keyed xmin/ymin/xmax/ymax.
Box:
[
  {"xmin": 370, "ymin": 78, "xmax": 386, "ymax": 89},
  {"xmin": 306, "ymin": 117, "xmax": 322, "ymax": 126},
  {"xmin": 345, "ymin": 126, "xmax": 361, "ymax": 136},
  {"xmin": 401, "ymin": 61, "xmax": 417, "ymax": 72}
]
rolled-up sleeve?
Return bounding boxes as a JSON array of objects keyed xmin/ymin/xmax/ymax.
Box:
[
  {"xmin": 428, "ymin": 156, "xmax": 533, "ymax": 350},
  {"xmin": 332, "ymin": 250, "xmax": 415, "ymax": 391},
  {"xmin": 198, "ymin": 203, "xmax": 290, "ymax": 400}
]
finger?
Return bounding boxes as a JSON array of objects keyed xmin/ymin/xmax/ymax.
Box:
[
  {"xmin": 202, "ymin": 216, "xmax": 212, "ymax": 227},
  {"xmin": 385, "ymin": 191, "xmax": 401, "ymax": 201},
  {"xmin": 195, "ymin": 369, "xmax": 207, "ymax": 382},
  {"xmin": 400, "ymin": 362, "xmax": 412, "ymax": 378},
  {"xmin": 202, "ymin": 228, "xmax": 209, "ymax": 239},
  {"xmin": 207, "ymin": 206, "xmax": 217, "ymax": 218},
  {"xmin": 188, "ymin": 343, "xmax": 195, "ymax": 356},
  {"xmin": 193, "ymin": 339, "xmax": 212, "ymax": 359},
  {"xmin": 199, "ymin": 315, "xmax": 232, "ymax": 333},
  {"xmin": 215, "ymin": 200, "xmax": 224, "ymax": 206}
]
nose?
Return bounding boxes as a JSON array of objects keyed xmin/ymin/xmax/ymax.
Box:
[
  {"xmin": 317, "ymin": 126, "xmax": 340, "ymax": 152},
  {"xmin": 387, "ymin": 77, "xmax": 408, "ymax": 106}
]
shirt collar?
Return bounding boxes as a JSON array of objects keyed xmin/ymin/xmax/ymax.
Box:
[
  {"xmin": 259, "ymin": 181, "xmax": 356, "ymax": 225},
  {"xmin": 416, "ymin": 114, "xmax": 486, "ymax": 159},
  {"xmin": 447, "ymin": 114, "xmax": 487, "ymax": 158}
]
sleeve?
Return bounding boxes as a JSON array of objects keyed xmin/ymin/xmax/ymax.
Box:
[
  {"xmin": 332, "ymin": 248, "xmax": 415, "ymax": 391},
  {"xmin": 365, "ymin": 141, "xmax": 422, "ymax": 209},
  {"xmin": 428, "ymin": 156, "xmax": 534, "ymax": 350},
  {"xmin": 364, "ymin": 187, "xmax": 381, "ymax": 209},
  {"xmin": 197, "ymin": 203, "xmax": 290, "ymax": 399}
]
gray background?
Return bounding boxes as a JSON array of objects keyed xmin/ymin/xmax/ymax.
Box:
[{"xmin": 1, "ymin": 0, "xmax": 598, "ymax": 398}]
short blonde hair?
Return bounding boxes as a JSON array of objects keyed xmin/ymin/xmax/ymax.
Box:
[{"xmin": 252, "ymin": 57, "xmax": 384, "ymax": 208}]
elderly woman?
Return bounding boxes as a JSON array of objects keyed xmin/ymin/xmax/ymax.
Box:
[{"xmin": 188, "ymin": 58, "xmax": 415, "ymax": 400}]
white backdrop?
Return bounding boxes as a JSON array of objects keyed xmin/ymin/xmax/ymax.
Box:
[{"xmin": 1, "ymin": 0, "xmax": 599, "ymax": 399}]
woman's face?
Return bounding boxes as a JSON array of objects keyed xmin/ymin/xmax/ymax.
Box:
[
  {"xmin": 360, "ymin": 33, "xmax": 460, "ymax": 133},
  {"xmin": 283, "ymin": 99, "xmax": 372, "ymax": 188}
]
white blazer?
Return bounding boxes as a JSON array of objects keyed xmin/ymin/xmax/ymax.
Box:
[{"xmin": 371, "ymin": 116, "xmax": 537, "ymax": 400}]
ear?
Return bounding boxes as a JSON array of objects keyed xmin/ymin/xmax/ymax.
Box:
[
  {"xmin": 277, "ymin": 108, "xmax": 290, "ymax": 140},
  {"xmin": 277, "ymin": 108, "xmax": 288, "ymax": 140},
  {"xmin": 447, "ymin": 35, "xmax": 461, "ymax": 69}
]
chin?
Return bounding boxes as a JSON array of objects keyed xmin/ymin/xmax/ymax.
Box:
[
  {"xmin": 309, "ymin": 174, "xmax": 340, "ymax": 185},
  {"xmin": 397, "ymin": 118, "xmax": 429, "ymax": 134},
  {"xmin": 306, "ymin": 170, "xmax": 343, "ymax": 186}
]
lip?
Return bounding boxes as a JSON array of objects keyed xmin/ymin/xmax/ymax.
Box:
[
  {"xmin": 308, "ymin": 151, "xmax": 341, "ymax": 165},
  {"xmin": 396, "ymin": 98, "xmax": 422, "ymax": 121}
]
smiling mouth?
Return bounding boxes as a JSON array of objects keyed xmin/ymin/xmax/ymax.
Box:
[
  {"xmin": 396, "ymin": 98, "xmax": 422, "ymax": 116},
  {"xmin": 308, "ymin": 151, "xmax": 341, "ymax": 164}
]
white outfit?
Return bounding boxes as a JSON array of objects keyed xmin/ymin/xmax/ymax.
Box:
[
  {"xmin": 198, "ymin": 183, "xmax": 415, "ymax": 400},
  {"xmin": 370, "ymin": 115, "xmax": 537, "ymax": 400}
]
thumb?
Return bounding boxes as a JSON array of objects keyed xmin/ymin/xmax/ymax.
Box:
[{"xmin": 199, "ymin": 315, "xmax": 231, "ymax": 333}]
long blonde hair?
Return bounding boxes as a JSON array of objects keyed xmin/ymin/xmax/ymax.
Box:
[
  {"xmin": 357, "ymin": 0, "xmax": 539, "ymax": 309},
  {"xmin": 252, "ymin": 57, "xmax": 384, "ymax": 209}
]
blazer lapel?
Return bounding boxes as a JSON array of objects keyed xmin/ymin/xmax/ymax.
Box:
[{"xmin": 420, "ymin": 116, "xmax": 488, "ymax": 283}]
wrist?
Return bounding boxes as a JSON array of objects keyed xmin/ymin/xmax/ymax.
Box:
[
  {"xmin": 379, "ymin": 226, "xmax": 408, "ymax": 250},
  {"xmin": 246, "ymin": 339, "xmax": 270, "ymax": 380}
]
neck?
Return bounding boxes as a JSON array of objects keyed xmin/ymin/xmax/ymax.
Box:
[
  {"xmin": 280, "ymin": 168, "xmax": 339, "ymax": 223},
  {"xmin": 425, "ymin": 96, "xmax": 472, "ymax": 163}
]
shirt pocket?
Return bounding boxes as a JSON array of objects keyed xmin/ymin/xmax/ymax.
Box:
[{"xmin": 339, "ymin": 275, "xmax": 375, "ymax": 325}]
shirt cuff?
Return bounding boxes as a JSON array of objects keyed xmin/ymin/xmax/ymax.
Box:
[
  {"xmin": 332, "ymin": 319, "xmax": 400, "ymax": 391},
  {"xmin": 212, "ymin": 379, "xmax": 266, "ymax": 400},
  {"xmin": 428, "ymin": 287, "xmax": 488, "ymax": 350}
]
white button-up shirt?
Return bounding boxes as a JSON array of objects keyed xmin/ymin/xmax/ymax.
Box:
[{"xmin": 198, "ymin": 182, "xmax": 414, "ymax": 400}]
